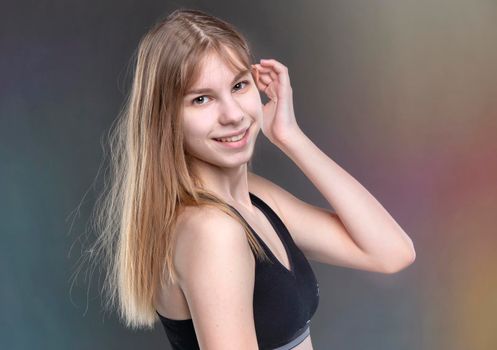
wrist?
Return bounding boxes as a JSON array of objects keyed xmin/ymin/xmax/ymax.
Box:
[{"xmin": 275, "ymin": 127, "xmax": 307, "ymax": 151}]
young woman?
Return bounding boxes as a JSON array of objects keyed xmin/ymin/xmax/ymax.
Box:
[{"xmin": 87, "ymin": 8, "xmax": 416, "ymax": 350}]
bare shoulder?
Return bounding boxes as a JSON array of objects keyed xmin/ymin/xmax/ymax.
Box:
[
  {"xmin": 173, "ymin": 205, "xmax": 255, "ymax": 283},
  {"xmin": 172, "ymin": 205, "xmax": 259, "ymax": 348}
]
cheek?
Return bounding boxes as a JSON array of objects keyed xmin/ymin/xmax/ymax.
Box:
[
  {"xmin": 244, "ymin": 90, "xmax": 263, "ymax": 116},
  {"xmin": 183, "ymin": 113, "xmax": 208, "ymax": 136},
  {"xmin": 182, "ymin": 117, "xmax": 214, "ymax": 152}
]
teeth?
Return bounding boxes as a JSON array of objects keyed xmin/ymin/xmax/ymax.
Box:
[{"xmin": 215, "ymin": 130, "xmax": 246, "ymax": 142}]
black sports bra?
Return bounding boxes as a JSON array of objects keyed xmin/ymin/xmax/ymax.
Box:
[{"xmin": 157, "ymin": 192, "xmax": 320, "ymax": 349}]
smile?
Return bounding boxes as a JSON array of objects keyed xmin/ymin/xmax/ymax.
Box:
[
  {"xmin": 212, "ymin": 127, "xmax": 250, "ymax": 148},
  {"xmin": 214, "ymin": 129, "xmax": 247, "ymax": 142}
]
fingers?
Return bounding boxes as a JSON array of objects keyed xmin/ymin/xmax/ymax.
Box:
[
  {"xmin": 252, "ymin": 59, "xmax": 291, "ymax": 98},
  {"xmin": 252, "ymin": 64, "xmax": 272, "ymax": 83},
  {"xmin": 251, "ymin": 65, "xmax": 259, "ymax": 82},
  {"xmin": 252, "ymin": 65, "xmax": 276, "ymax": 92},
  {"xmin": 250, "ymin": 65, "xmax": 261, "ymax": 87},
  {"xmin": 251, "ymin": 65, "xmax": 268, "ymax": 92},
  {"xmin": 251, "ymin": 58, "xmax": 291, "ymax": 102},
  {"xmin": 259, "ymin": 59, "xmax": 291, "ymax": 89},
  {"xmin": 254, "ymin": 64, "xmax": 277, "ymax": 81},
  {"xmin": 258, "ymin": 72, "xmax": 273, "ymax": 85}
]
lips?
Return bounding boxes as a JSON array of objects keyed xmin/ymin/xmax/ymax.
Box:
[
  {"xmin": 213, "ymin": 129, "xmax": 247, "ymax": 142},
  {"xmin": 212, "ymin": 126, "xmax": 250, "ymax": 141},
  {"xmin": 211, "ymin": 125, "xmax": 251, "ymax": 148}
]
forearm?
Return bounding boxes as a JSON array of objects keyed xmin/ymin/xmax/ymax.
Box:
[{"xmin": 278, "ymin": 129, "xmax": 416, "ymax": 269}]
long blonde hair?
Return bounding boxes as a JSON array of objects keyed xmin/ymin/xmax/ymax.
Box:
[{"xmin": 77, "ymin": 8, "xmax": 271, "ymax": 330}]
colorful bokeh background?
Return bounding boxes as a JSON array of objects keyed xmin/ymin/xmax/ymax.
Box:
[{"xmin": 1, "ymin": 1, "xmax": 496, "ymax": 349}]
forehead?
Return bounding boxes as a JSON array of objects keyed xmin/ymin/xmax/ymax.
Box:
[{"xmin": 190, "ymin": 49, "xmax": 246, "ymax": 88}]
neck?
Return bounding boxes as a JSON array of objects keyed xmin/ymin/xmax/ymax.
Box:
[{"xmin": 191, "ymin": 159, "xmax": 252, "ymax": 208}]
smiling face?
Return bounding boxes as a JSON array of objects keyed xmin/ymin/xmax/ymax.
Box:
[{"xmin": 181, "ymin": 48, "xmax": 263, "ymax": 172}]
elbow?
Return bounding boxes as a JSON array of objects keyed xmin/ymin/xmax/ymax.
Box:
[{"xmin": 382, "ymin": 246, "xmax": 416, "ymax": 274}]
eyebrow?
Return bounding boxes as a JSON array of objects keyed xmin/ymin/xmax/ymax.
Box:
[{"xmin": 185, "ymin": 69, "xmax": 251, "ymax": 96}]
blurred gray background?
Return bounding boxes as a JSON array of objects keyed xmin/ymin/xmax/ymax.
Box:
[{"xmin": 2, "ymin": 0, "xmax": 497, "ymax": 349}]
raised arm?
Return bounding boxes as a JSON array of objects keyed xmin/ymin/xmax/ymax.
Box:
[
  {"xmin": 252, "ymin": 59, "xmax": 416, "ymax": 274},
  {"xmin": 173, "ymin": 207, "xmax": 259, "ymax": 349}
]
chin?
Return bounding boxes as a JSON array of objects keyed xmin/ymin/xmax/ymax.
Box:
[
  {"xmin": 218, "ymin": 155, "xmax": 253, "ymax": 169},
  {"xmin": 189, "ymin": 151, "xmax": 253, "ymax": 170}
]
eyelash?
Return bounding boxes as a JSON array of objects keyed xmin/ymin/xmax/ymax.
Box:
[{"xmin": 191, "ymin": 80, "xmax": 250, "ymax": 105}]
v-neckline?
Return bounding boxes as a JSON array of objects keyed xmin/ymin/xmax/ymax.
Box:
[{"xmin": 228, "ymin": 192, "xmax": 295, "ymax": 276}]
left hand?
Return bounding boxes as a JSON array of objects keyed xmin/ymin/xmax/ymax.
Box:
[{"xmin": 251, "ymin": 59, "xmax": 301, "ymax": 147}]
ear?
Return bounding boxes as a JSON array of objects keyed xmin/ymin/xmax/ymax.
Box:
[{"xmin": 251, "ymin": 64, "xmax": 267, "ymax": 94}]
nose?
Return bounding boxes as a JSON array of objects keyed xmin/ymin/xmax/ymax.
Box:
[{"xmin": 218, "ymin": 94, "xmax": 245, "ymax": 125}]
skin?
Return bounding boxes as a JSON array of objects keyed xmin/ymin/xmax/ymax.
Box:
[
  {"xmin": 180, "ymin": 49, "xmax": 315, "ymax": 349},
  {"xmin": 181, "ymin": 48, "xmax": 300, "ymax": 208},
  {"xmin": 181, "ymin": 49, "xmax": 263, "ymax": 208},
  {"xmin": 176, "ymin": 47, "xmax": 416, "ymax": 349}
]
